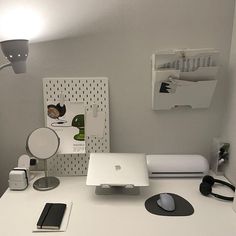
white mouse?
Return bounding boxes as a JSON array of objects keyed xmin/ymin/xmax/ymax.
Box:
[{"xmin": 157, "ymin": 193, "xmax": 175, "ymax": 212}]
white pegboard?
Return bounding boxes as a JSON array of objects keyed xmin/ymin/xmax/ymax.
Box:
[{"xmin": 43, "ymin": 77, "xmax": 110, "ymax": 176}]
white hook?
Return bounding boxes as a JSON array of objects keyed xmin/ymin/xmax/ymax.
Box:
[
  {"xmin": 59, "ymin": 92, "xmax": 65, "ymax": 107},
  {"xmin": 92, "ymin": 104, "xmax": 98, "ymax": 117}
]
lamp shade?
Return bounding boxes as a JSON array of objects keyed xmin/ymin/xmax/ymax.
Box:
[{"xmin": 0, "ymin": 39, "xmax": 29, "ymax": 74}]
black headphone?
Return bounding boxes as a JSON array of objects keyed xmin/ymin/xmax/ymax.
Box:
[
  {"xmin": 199, "ymin": 175, "xmax": 235, "ymax": 201},
  {"xmin": 47, "ymin": 103, "xmax": 67, "ymax": 126},
  {"xmin": 47, "ymin": 103, "xmax": 66, "ymax": 119}
]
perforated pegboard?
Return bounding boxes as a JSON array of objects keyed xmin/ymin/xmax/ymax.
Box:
[{"xmin": 43, "ymin": 77, "xmax": 110, "ymax": 176}]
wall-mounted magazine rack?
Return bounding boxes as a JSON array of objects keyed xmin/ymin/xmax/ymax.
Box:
[{"xmin": 151, "ymin": 48, "xmax": 219, "ymax": 110}]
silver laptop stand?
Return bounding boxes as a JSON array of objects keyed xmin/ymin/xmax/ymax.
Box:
[{"xmin": 95, "ymin": 185, "xmax": 140, "ymax": 195}]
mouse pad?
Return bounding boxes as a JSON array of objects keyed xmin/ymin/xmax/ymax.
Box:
[{"xmin": 145, "ymin": 193, "xmax": 194, "ymax": 216}]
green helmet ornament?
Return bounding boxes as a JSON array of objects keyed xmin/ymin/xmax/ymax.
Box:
[{"xmin": 72, "ymin": 114, "xmax": 85, "ymax": 141}]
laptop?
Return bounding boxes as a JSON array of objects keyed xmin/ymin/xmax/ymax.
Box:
[{"xmin": 86, "ymin": 153, "xmax": 149, "ymax": 187}]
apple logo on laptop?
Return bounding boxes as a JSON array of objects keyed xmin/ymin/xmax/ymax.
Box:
[{"xmin": 115, "ymin": 165, "xmax": 121, "ymax": 171}]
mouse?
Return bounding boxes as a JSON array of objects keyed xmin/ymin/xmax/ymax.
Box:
[{"xmin": 157, "ymin": 193, "xmax": 175, "ymax": 212}]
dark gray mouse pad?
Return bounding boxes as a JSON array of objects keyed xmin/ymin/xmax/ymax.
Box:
[{"xmin": 145, "ymin": 193, "xmax": 194, "ymax": 216}]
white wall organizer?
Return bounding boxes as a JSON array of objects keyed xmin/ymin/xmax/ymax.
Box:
[
  {"xmin": 43, "ymin": 77, "xmax": 110, "ymax": 176},
  {"xmin": 151, "ymin": 48, "xmax": 219, "ymax": 110}
]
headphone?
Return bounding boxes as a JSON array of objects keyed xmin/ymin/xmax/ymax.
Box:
[
  {"xmin": 47, "ymin": 92, "xmax": 66, "ymax": 122},
  {"xmin": 199, "ymin": 175, "xmax": 235, "ymax": 201},
  {"xmin": 47, "ymin": 103, "xmax": 66, "ymax": 119}
]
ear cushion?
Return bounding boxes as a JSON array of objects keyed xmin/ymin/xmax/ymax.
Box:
[
  {"xmin": 199, "ymin": 182, "xmax": 212, "ymax": 196},
  {"xmin": 202, "ymin": 175, "xmax": 215, "ymax": 186},
  {"xmin": 56, "ymin": 103, "xmax": 66, "ymax": 117}
]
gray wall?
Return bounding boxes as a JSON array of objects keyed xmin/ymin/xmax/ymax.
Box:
[
  {"xmin": 0, "ymin": 0, "xmax": 235, "ymax": 195},
  {"xmin": 221, "ymin": 4, "xmax": 236, "ymax": 185}
]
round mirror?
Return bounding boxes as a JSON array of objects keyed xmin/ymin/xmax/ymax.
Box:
[
  {"xmin": 27, "ymin": 127, "xmax": 59, "ymax": 159},
  {"xmin": 26, "ymin": 127, "xmax": 60, "ymax": 191}
]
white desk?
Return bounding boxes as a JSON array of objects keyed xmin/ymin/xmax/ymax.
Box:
[{"xmin": 1, "ymin": 175, "xmax": 236, "ymax": 236}]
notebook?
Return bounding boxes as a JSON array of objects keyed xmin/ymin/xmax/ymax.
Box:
[{"xmin": 37, "ymin": 203, "xmax": 66, "ymax": 230}]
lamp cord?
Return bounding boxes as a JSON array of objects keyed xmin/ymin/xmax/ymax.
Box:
[{"xmin": 0, "ymin": 63, "xmax": 11, "ymax": 71}]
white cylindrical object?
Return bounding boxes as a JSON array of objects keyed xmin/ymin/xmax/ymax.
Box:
[
  {"xmin": 146, "ymin": 154, "xmax": 209, "ymax": 177},
  {"xmin": 18, "ymin": 154, "xmax": 30, "ymax": 168}
]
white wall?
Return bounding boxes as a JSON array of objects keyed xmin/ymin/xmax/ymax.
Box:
[
  {"xmin": 0, "ymin": 0, "xmax": 235, "ymax": 195},
  {"xmin": 221, "ymin": 3, "xmax": 236, "ymax": 185}
]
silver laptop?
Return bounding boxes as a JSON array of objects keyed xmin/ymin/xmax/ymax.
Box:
[{"xmin": 86, "ymin": 153, "xmax": 149, "ymax": 187}]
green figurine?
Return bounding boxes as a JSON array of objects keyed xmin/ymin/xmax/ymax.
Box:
[{"xmin": 72, "ymin": 114, "xmax": 85, "ymax": 141}]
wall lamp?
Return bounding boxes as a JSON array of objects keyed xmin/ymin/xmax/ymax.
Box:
[{"xmin": 0, "ymin": 39, "xmax": 29, "ymax": 74}]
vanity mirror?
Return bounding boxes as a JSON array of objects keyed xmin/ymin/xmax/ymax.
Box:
[{"xmin": 26, "ymin": 127, "xmax": 60, "ymax": 191}]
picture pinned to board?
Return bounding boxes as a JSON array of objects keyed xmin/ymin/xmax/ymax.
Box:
[
  {"xmin": 85, "ymin": 104, "xmax": 106, "ymax": 138},
  {"xmin": 46, "ymin": 101, "xmax": 85, "ymax": 154}
]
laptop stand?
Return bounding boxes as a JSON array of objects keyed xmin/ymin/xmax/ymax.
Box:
[{"xmin": 95, "ymin": 185, "xmax": 140, "ymax": 195}]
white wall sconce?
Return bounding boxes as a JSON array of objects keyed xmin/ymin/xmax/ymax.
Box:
[{"xmin": 0, "ymin": 39, "xmax": 29, "ymax": 74}]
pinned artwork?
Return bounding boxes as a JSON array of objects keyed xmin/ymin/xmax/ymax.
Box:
[{"xmin": 46, "ymin": 101, "xmax": 86, "ymax": 154}]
